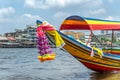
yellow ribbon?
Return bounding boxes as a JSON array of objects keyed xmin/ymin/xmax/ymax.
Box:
[
  {"xmin": 46, "ymin": 31, "xmax": 65, "ymax": 47},
  {"xmin": 93, "ymin": 46, "xmax": 103, "ymax": 57}
]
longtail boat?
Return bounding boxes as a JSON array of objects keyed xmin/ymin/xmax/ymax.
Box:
[{"xmin": 37, "ymin": 15, "xmax": 120, "ymax": 72}]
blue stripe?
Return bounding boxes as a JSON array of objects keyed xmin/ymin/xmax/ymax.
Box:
[
  {"xmin": 65, "ymin": 15, "xmax": 85, "ymax": 21},
  {"xmin": 58, "ymin": 31, "xmax": 91, "ymax": 50},
  {"xmin": 84, "ymin": 17, "xmax": 120, "ymax": 23},
  {"xmin": 58, "ymin": 31, "xmax": 120, "ymax": 60},
  {"xmin": 64, "ymin": 15, "xmax": 120, "ymax": 23}
]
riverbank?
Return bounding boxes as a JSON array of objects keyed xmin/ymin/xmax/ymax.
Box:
[
  {"xmin": 0, "ymin": 42, "xmax": 36, "ymax": 48},
  {"xmin": 0, "ymin": 42, "xmax": 56, "ymax": 48}
]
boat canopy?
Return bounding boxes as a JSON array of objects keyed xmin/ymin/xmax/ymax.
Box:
[{"xmin": 60, "ymin": 15, "xmax": 120, "ymax": 30}]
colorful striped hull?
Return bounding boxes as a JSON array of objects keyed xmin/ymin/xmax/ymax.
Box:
[
  {"xmin": 102, "ymin": 49, "xmax": 120, "ymax": 55},
  {"xmin": 46, "ymin": 31, "xmax": 120, "ymax": 72}
]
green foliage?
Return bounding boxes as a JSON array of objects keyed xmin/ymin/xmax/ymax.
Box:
[{"xmin": 101, "ymin": 37, "xmax": 110, "ymax": 42}]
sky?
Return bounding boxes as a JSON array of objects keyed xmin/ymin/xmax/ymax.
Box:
[{"xmin": 0, "ymin": 0, "xmax": 120, "ymax": 34}]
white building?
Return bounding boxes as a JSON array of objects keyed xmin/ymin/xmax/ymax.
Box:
[{"xmin": 23, "ymin": 25, "xmax": 37, "ymax": 42}]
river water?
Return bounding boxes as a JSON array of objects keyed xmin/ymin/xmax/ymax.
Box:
[{"xmin": 0, "ymin": 48, "xmax": 120, "ymax": 80}]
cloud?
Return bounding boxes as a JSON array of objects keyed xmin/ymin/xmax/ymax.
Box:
[
  {"xmin": 54, "ymin": 11, "xmax": 70, "ymax": 18},
  {"xmin": 107, "ymin": 0, "xmax": 114, "ymax": 3},
  {"xmin": 89, "ymin": 8, "xmax": 106, "ymax": 15},
  {"xmin": 0, "ymin": 13, "xmax": 42, "ymax": 34},
  {"xmin": 24, "ymin": 0, "xmax": 103, "ymax": 9},
  {"xmin": 0, "ymin": 7, "xmax": 15, "ymax": 17},
  {"xmin": 22, "ymin": 14, "xmax": 41, "ymax": 19},
  {"xmin": 24, "ymin": 0, "xmax": 82, "ymax": 9},
  {"xmin": 105, "ymin": 16, "xmax": 113, "ymax": 20},
  {"xmin": 20, "ymin": 14, "xmax": 44, "ymax": 26},
  {"xmin": 0, "ymin": 7, "xmax": 16, "ymax": 24},
  {"xmin": 105, "ymin": 16, "xmax": 120, "ymax": 21},
  {"xmin": 83, "ymin": 0, "xmax": 103, "ymax": 8}
]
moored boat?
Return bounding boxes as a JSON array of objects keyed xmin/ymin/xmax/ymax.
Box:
[{"xmin": 36, "ymin": 15, "xmax": 120, "ymax": 72}]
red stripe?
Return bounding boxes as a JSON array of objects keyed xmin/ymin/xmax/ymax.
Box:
[
  {"xmin": 90, "ymin": 24, "xmax": 120, "ymax": 30},
  {"xmin": 109, "ymin": 52, "xmax": 120, "ymax": 55},
  {"xmin": 60, "ymin": 24, "xmax": 120, "ymax": 30},
  {"xmin": 81, "ymin": 61, "xmax": 120, "ymax": 72},
  {"xmin": 60, "ymin": 24, "xmax": 90, "ymax": 30}
]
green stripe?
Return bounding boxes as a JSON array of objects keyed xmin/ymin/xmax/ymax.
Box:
[{"xmin": 63, "ymin": 37, "xmax": 120, "ymax": 64}]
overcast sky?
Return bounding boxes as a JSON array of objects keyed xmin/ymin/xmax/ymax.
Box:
[{"xmin": 0, "ymin": 0, "xmax": 120, "ymax": 34}]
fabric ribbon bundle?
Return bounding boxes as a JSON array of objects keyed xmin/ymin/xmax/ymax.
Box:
[
  {"xmin": 91, "ymin": 47, "xmax": 103, "ymax": 58},
  {"xmin": 36, "ymin": 20, "xmax": 65, "ymax": 62}
]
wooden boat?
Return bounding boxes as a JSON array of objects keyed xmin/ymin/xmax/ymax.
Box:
[
  {"xmin": 40, "ymin": 15, "xmax": 120, "ymax": 72},
  {"xmin": 102, "ymin": 48, "xmax": 120, "ymax": 55}
]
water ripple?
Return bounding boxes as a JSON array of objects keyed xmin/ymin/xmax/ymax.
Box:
[{"xmin": 0, "ymin": 48, "xmax": 119, "ymax": 80}]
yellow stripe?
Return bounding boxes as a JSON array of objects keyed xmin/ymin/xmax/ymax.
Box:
[
  {"xmin": 64, "ymin": 40, "xmax": 120, "ymax": 66},
  {"xmin": 86, "ymin": 20, "xmax": 120, "ymax": 24},
  {"xmin": 47, "ymin": 32, "xmax": 120, "ymax": 67},
  {"xmin": 64, "ymin": 44, "xmax": 120, "ymax": 67},
  {"xmin": 64, "ymin": 38, "xmax": 119, "ymax": 62},
  {"xmin": 77, "ymin": 58, "xmax": 120, "ymax": 68}
]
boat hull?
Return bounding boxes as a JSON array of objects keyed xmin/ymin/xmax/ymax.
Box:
[
  {"xmin": 81, "ymin": 61, "xmax": 120, "ymax": 72},
  {"xmin": 47, "ymin": 31, "xmax": 120, "ymax": 72},
  {"xmin": 63, "ymin": 42, "xmax": 120, "ymax": 72}
]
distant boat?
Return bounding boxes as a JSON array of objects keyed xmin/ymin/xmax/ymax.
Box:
[{"xmin": 38, "ymin": 15, "xmax": 120, "ymax": 72}]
